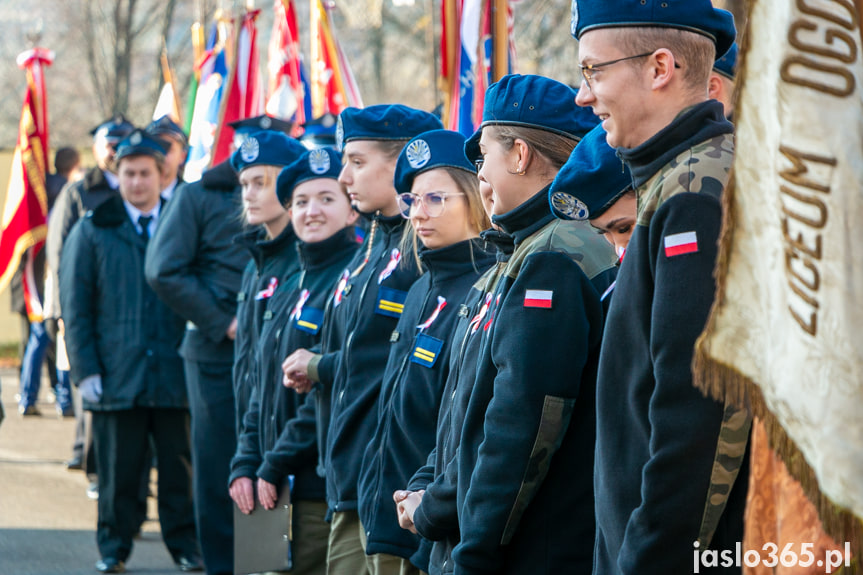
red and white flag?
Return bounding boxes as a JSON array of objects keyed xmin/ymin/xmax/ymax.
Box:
[
  {"xmin": 523, "ymin": 289, "xmax": 553, "ymax": 309},
  {"xmin": 663, "ymin": 231, "xmax": 698, "ymax": 257}
]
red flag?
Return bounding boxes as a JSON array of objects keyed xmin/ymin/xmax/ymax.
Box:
[
  {"xmin": 0, "ymin": 48, "xmax": 53, "ymax": 321},
  {"xmin": 211, "ymin": 9, "xmax": 264, "ymax": 166},
  {"xmin": 267, "ymin": 0, "xmax": 306, "ymax": 132}
]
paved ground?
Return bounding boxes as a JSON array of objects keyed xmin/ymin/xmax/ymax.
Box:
[{"xmin": 0, "ymin": 368, "xmax": 181, "ymax": 575}]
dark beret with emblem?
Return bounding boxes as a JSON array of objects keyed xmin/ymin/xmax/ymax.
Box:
[
  {"xmin": 146, "ymin": 115, "xmax": 188, "ymax": 147},
  {"xmin": 276, "ymin": 147, "xmax": 343, "ymax": 205},
  {"xmin": 336, "ymin": 104, "xmax": 443, "ymax": 152},
  {"xmin": 90, "ymin": 114, "xmax": 135, "ymax": 142},
  {"xmin": 300, "ymin": 113, "xmax": 339, "ymax": 149},
  {"xmin": 464, "ymin": 74, "xmax": 600, "ymax": 163},
  {"xmin": 548, "ymin": 124, "xmax": 631, "ymax": 221},
  {"xmin": 228, "ymin": 115, "xmax": 294, "ymax": 136},
  {"xmin": 229, "ymin": 130, "xmax": 307, "ymax": 174},
  {"xmin": 713, "ymin": 41, "xmax": 738, "ymax": 80},
  {"xmin": 571, "ymin": 0, "xmax": 737, "ymax": 58},
  {"xmin": 394, "ymin": 130, "xmax": 476, "ymax": 197},
  {"xmin": 114, "ymin": 129, "xmax": 168, "ymax": 163}
]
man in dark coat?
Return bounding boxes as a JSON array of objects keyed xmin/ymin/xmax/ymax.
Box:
[
  {"xmin": 46, "ymin": 115, "xmax": 134, "ymax": 473},
  {"xmin": 572, "ymin": 2, "xmax": 749, "ymax": 573},
  {"xmin": 60, "ymin": 130, "xmax": 201, "ymax": 574}
]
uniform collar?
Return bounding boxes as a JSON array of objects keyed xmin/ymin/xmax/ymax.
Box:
[
  {"xmin": 234, "ymin": 224, "xmax": 297, "ymax": 268},
  {"xmin": 103, "ymin": 170, "xmax": 120, "ymax": 190},
  {"xmin": 201, "ymin": 160, "xmax": 240, "ymax": 190},
  {"xmin": 298, "ymin": 226, "xmax": 358, "ymax": 270},
  {"xmin": 419, "ymin": 238, "xmax": 497, "ymax": 285},
  {"xmin": 491, "ymin": 185, "xmax": 555, "ymax": 246},
  {"xmin": 161, "ymin": 178, "xmax": 179, "ymax": 201},
  {"xmin": 618, "ymin": 100, "xmax": 733, "ymax": 189},
  {"xmin": 123, "ymin": 199, "xmax": 161, "ymax": 232},
  {"xmin": 479, "ymin": 227, "xmax": 516, "ymax": 258},
  {"xmin": 376, "ymin": 210, "xmax": 408, "ymax": 235}
]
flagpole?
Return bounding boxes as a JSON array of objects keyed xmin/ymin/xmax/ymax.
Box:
[
  {"xmin": 491, "ymin": 0, "xmax": 507, "ymax": 81},
  {"xmin": 310, "ymin": 0, "xmax": 322, "ymax": 117}
]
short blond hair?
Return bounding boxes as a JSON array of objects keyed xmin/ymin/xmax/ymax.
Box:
[{"xmin": 613, "ymin": 27, "xmax": 716, "ymax": 93}]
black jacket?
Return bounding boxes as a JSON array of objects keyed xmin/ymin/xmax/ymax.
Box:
[
  {"xmin": 317, "ymin": 212, "xmax": 422, "ymax": 514},
  {"xmin": 230, "ymin": 227, "xmax": 359, "ymax": 501},
  {"xmin": 357, "ymin": 238, "xmax": 496, "ymax": 563},
  {"xmin": 232, "ymin": 223, "xmax": 301, "ymax": 435},
  {"xmin": 406, "ymin": 230, "xmax": 514, "ymax": 575},
  {"xmin": 46, "ymin": 167, "xmax": 117, "ymax": 319},
  {"xmin": 145, "ymin": 160, "xmax": 248, "ymax": 364},
  {"xmin": 593, "ymin": 101, "xmax": 747, "ymax": 575},
  {"xmin": 59, "ymin": 195, "xmax": 187, "ymax": 411},
  {"xmin": 451, "ymin": 189, "xmax": 617, "ymax": 575}
]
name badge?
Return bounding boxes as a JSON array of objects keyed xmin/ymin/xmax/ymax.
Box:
[
  {"xmin": 411, "ymin": 333, "xmax": 443, "ymax": 368},
  {"xmin": 376, "ymin": 286, "xmax": 408, "ymax": 318},
  {"xmin": 294, "ymin": 307, "xmax": 325, "ymax": 335}
]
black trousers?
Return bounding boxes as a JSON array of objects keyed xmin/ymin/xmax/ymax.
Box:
[
  {"xmin": 184, "ymin": 359, "xmax": 237, "ymax": 575},
  {"xmin": 92, "ymin": 407, "xmax": 198, "ymax": 562}
]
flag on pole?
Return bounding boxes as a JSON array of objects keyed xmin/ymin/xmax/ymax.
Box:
[
  {"xmin": 444, "ymin": 0, "xmax": 515, "ymax": 137},
  {"xmin": 0, "ymin": 47, "xmax": 53, "ymax": 323},
  {"xmin": 310, "ymin": 0, "xmax": 362, "ymax": 118},
  {"xmin": 184, "ymin": 21, "xmax": 207, "ymax": 134},
  {"xmin": 267, "ymin": 0, "xmax": 308, "ymax": 130},
  {"xmin": 153, "ymin": 46, "xmax": 183, "ymax": 124},
  {"xmin": 694, "ymin": 0, "xmax": 863, "ymax": 559},
  {"xmin": 185, "ymin": 21, "xmax": 229, "ymax": 182},
  {"xmin": 211, "ymin": 8, "xmax": 264, "ymax": 167}
]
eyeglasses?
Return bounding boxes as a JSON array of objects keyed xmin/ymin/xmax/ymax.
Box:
[
  {"xmin": 474, "ymin": 158, "xmax": 484, "ymax": 171},
  {"xmin": 579, "ymin": 51, "xmax": 679, "ymax": 89},
  {"xmin": 397, "ymin": 191, "xmax": 465, "ymax": 219}
]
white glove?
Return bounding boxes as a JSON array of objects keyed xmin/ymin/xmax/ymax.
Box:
[{"xmin": 79, "ymin": 375, "xmax": 103, "ymax": 403}]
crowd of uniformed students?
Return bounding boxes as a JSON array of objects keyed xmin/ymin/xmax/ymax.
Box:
[{"xmin": 46, "ymin": 1, "xmax": 751, "ymax": 574}]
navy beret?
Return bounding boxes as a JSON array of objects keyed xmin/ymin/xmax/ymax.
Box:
[
  {"xmin": 229, "ymin": 130, "xmax": 307, "ymax": 173},
  {"xmin": 146, "ymin": 115, "xmax": 188, "ymax": 147},
  {"xmin": 276, "ymin": 147, "xmax": 343, "ymax": 205},
  {"xmin": 115, "ymin": 129, "xmax": 168, "ymax": 163},
  {"xmin": 464, "ymin": 74, "xmax": 600, "ymax": 163},
  {"xmin": 229, "ymin": 115, "xmax": 294, "ymax": 135},
  {"xmin": 336, "ymin": 105, "xmax": 443, "ymax": 151},
  {"xmin": 300, "ymin": 113, "xmax": 338, "ymax": 149},
  {"xmin": 548, "ymin": 124, "xmax": 631, "ymax": 221},
  {"xmin": 394, "ymin": 130, "xmax": 476, "ymax": 197},
  {"xmin": 713, "ymin": 42, "xmax": 738, "ymax": 80},
  {"xmin": 90, "ymin": 114, "xmax": 135, "ymax": 141},
  {"xmin": 571, "ymin": 0, "xmax": 737, "ymax": 59}
]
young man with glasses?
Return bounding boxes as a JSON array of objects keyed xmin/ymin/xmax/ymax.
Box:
[{"xmin": 572, "ymin": 2, "xmax": 749, "ymax": 574}]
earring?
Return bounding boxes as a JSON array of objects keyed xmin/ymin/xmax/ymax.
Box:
[{"xmin": 518, "ymin": 168, "xmax": 526, "ymax": 176}]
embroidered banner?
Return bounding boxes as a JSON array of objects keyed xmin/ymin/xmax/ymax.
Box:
[{"xmin": 695, "ymin": 0, "xmax": 863, "ymax": 559}]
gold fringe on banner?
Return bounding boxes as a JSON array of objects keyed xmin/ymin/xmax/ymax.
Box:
[{"xmin": 694, "ymin": 2, "xmax": 862, "ymax": 568}]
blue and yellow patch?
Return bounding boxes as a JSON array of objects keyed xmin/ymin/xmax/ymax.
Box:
[
  {"xmin": 410, "ymin": 334, "xmax": 443, "ymax": 368},
  {"xmin": 376, "ymin": 286, "xmax": 408, "ymax": 318},
  {"xmin": 294, "ymin": 307, "xmax": 324, "ymax": 335}
]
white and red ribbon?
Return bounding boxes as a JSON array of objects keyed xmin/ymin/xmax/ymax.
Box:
[
  {"xmin": 255, "ymin": 276, "xmax": 278, "ymax": 300},
  {"xmin": 290, "ymin": 289, "xmax": 310, "ymax": 321},
  {"xmin": 378, "ymin": 249, "xmax": 401, "ymax": 284},
  {"xmin": 417, "ymin": 296, "xmax": 447, "ymax": 332}
]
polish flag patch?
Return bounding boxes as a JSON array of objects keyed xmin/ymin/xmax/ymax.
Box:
[
  {"xmin": 664, "ymin": 231, "xmax": 699, "ymax": 257},
  {"xmin": 524, "ymin": 289, "xmax": 553, "ymax": 309}
]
